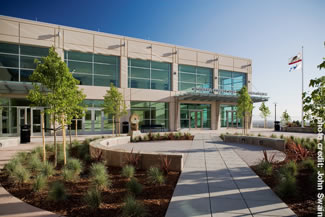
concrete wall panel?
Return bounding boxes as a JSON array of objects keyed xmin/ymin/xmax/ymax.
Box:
[
  {"xmin": 64, "ymin": 43, "xmax": 93, "ymax": 53},
  {"xmin": 0, "ymin": 35, "xmax": 19, "ymax": 43},
  {"xmin": 20, "ymin": 37, "xmax": 53, "ymax": 47},
  {"xmin": 219, "ymin": 56, "xmax": 233, "ymax": 67},
  {"xmin": 0, "ymin": 19, "xmax": 19, "ymax": 36},
  {"xmin": 64, "ymin": 30, "xmax": 93, "ymax": 47},
  {"xmin": 178, "ymin": 48, "xmax": 196, "ymax": 61},
  {"xmin": 20, "ymin": 23, "xmax": 55, "ymax": 42},
  {"xmin": 128, "ymin": 40, "xmax": 151, "ymax": 55}
]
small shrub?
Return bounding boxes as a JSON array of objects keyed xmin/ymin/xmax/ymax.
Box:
[
  {"xmin": 126, "ymin": 178, "xmax": 143, "ymax": 196},
  {"xmin": 143, "ymin": 135, "xmax": 149, "ymax": 141},
  {"xmin": 220, "ymin": 133, "xmax": 224, "ymax": 140},
  {"xmin": 65, "ymin": 158, "xmax": 83, "ymax": 175},
  {"xmin": 276, "ymin": 175, "xmax": 296, "ymax": 198},
  {"xmin": 280, "ymin": 134, "xmax": 284, "ymax": 139},
  {"xmin": 45, "ymin": 144, "xmax": 54, "ymax": 153},
  {"xmin": 33, "ymin": 175, "xmax": 47, "ymax": 192},
  {"xmin": 159, "ymin": 155, "xmax": 171, "ymax": 175},
  {"xmin": 174, "ymin": 132, "xmax": 181, "ymax": 140},
  {"xmin": 163, "ymin": 134, "xmax": 169, "ymax": 140},
  {"xmin": 299, "ymin": 158, "xmax": 316, "ymax": 171},
  {"xmin": 124, "ymin": 149, "xmax": 140, "ymax": 168},
  {"xmin": 48, "ymin": 182, "xmax": 67, "ymax": 202},
  {"xmin": 278, "ymin": 162, "xmax": 298, "ymax": 180},
  {"xmin": 90, "ymin": 163, "xmax": 111, "ymax": 190},
  {"xmin": 256, "ymin": 161, "xmax": 273, "ymax": 176},
  {"xmin": 122, "ymin": 195, "xmax": 147, "ymax": 217},
  {"xmin": 84, "ymin": 187, "xmax": 102, "ymax": 210},
  {"xmin": 57, "ymin": 148, "xmax": 69, "ymax": 165},
  {"xmin": 270, "ymin": 134, "xmax": 277, "ymax": 138},
  {"xmin": 41, "ymin": 161, "xmax": 54, "ymax": 177},
  {"xmin": 62, "ymin": 168, "xmax": 78, "ymax": 182},
  {"xmin": 290, "ymin": 135, "xmax": 295, "ymax": 141},
  {"xmin": 257, "ymin": 133, "xmax": 262, "ymax": 137},
  {"xmin": 122, "ymin": 165, "xmax": 135, "ymax": 179},
  {"xmin": 147, "ymin": 167, "xmax": 165, "ymax": 185},
  {"xmin": 31, "ymin": 147, "xmax": 44, "ymax": 160},
  {"xmin": 4, "ymin": 158, "xmax": 20, "ymax": 175},
  {"xmin": 29, "ymin": 154, "xmax": 43, "ymax": 172},
  {"xmin": 262, "ymin": 150, "xmax": 276, "ymax": 163},
  {"xmin": 155, "ymin": 133, "xmax": 161, "ymax": 140},
  {"xmin": 16, "ymin": 152, "xmax": 29, "ymax": 162},
  {"xmin": 11, "ymin": 164, "xmax": 30, "ymax": 184}
]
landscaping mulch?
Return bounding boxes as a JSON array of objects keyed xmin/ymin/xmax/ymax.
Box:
[
  {"xmin": 251, "ymin": 162, "xmax": 317, "ymax": 217},
  {"xmin": 0, "ymin": 166, "xmax": 179, "ymax": 217}
]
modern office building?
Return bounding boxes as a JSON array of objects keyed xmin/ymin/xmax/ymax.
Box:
[{"xmin": 0, "ymin": 15, "xmax": 268, "ymax": 136}]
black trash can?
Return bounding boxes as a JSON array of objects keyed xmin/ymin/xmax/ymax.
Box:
[
  {"xmin": 122, "ymin": 121, "xmax": 129, "ymax": 134},
  {"xmin": 20, "ymin": 125, "xmax": 31, "ymax": 143},
  {"xmin": 274, "ymin": 121, "xmax": 280, "ymax": 132}
]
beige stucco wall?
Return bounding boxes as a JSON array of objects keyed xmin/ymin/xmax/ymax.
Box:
[{"xmin": 0, "ymin": 15, "xmax": 253, "ymax": 131}]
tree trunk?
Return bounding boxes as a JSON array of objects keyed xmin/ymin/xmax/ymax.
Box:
[
  {"xmin": 69, "ymin": 124, "xmax": 72, "ymax": 149},
  {"xmin": 264, "ymin": 118, "xmax": 267, "ymax": 128},
  {"xmin": 75, "ymin": 119, "xmax": 77, "ymax": 137},
  {"xmin": 112, "ymin": 115, "xmax": 115, "ymax": 136},
  {"xmin": 41, "ymin": 112, "xmax": 46, "ymax": 162},
  {"xmin": 118, "ymin": 117, "xmax": 121, "ymax": 136},
  {"xmin": 53, "ymin": 114, "xmax": 57, "ymax": 167},
  {"xmin": 62, "ymin": 115, "xmax": 67, "ymax": 165}
]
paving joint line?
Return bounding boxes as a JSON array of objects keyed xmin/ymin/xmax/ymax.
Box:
[
  {"xmin": 202, "ymin": 137, "xmax": 213, "ymax": 217},
  {"xmin": 214, "ymin": 142, "xmax": 254, "ymax": 217}
]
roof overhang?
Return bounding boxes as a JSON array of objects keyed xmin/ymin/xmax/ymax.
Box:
[
  {"xmin": 176, "ymin": 92, "xmax": 268, "ymax": 103},
  {"xmin": 0, "ymin": 81, "xmax": 48, "ymax": 95}
]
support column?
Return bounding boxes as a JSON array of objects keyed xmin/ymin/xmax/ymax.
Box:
[
  {"xmin": 213, "ymin": 68, "xmax": 218, "ymax": 89},
  {"xmin": 172, "ymin": 63, "xmax": 178, "ymax": 91},
  {"xmin": 120, "ymin": 56, "xmax": 128, "ymax": 89},
  {"xmin": 211, "ymin": 102, "xmax": 217, "ymax": 130},
  {"xmin": 169, "ymin": 102, "xmax": 176, "ymax": 131}
]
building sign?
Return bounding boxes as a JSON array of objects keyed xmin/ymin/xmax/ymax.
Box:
[{"xmin": 191, "ymin": 87, "xmax": 268, "ymax": 96}]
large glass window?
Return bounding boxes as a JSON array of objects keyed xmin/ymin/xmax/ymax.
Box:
[
  {"xmin": 128, "ymin": 59, "xmax": 171, "ymax": 91},
  {"xmin": 180, "ymin": 103, "xmax": 211, "ymax": 128},
  {"xmin": 130, "ymin": 101, "xmax": 169, "ymax": 130},
  {"xmin": 0, "ymin": 42, "xmax": 49, "ymax": 82},
  {"xmin": 219, "ymin": 70, "xmax": 247, "ymax": 94},
  {"xmin": 178, "ymin": 65, "xmax": 213, "ymax": 92},
  {"xmin": 64, "ymin": 51, "xmax": 120, "ymax": 87}
]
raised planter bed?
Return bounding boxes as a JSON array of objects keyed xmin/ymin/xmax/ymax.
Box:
[
  {"xmin": 90, "ymin": 138, "xmax": 183, "ymax": 172},
  {"xmin": 281, "ymin": 126, "xmax": 315, "ymax": 133},
  {"xmin": 223, "ymin": 135, "xmax": 285, "ymax": 152}
]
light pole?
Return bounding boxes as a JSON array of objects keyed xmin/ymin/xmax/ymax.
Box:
[{"xmin": 274, "ymin": 102, "xmax": 277, "ymax": 122}]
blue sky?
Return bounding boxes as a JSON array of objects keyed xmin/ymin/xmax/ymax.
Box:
[{"xmin": 1, "ymin": 0, "xmax": 324, "ymax": 121}]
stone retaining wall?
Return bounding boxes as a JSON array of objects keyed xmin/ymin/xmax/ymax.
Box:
[
  {"xmin": 281, "ymin": 127, "xmax": 315, "ymax": 133},
  {"xmin": 223, "ymin": 135, "xmax": 285, "ymax": 152},
  {"xmin": 0, "ymin": 137, "xmax": 20, "ymax": 148},
  {"xmin": 89, "ymin": 138, "xmax": 183, "ymax": 172}
]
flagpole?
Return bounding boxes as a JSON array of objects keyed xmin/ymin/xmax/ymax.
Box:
[{"xmin": 301, "ymin": 46, "xmax": 304, "ymax": 128}]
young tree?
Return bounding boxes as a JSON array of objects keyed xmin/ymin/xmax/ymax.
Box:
[
  {"xmin": 103, "ymin": 83, "xmax": 127, "ymax": 136},
  {"xmin": 303, "ymin": 43, "xmax": 325, "ymax": 129},
  {"xmin": 28, "ymin": 46, "xmax": 85, "ymax": 166},
  {"xmin": 237, "ymin": 86, "xmax": 253, "ymax": 134},
  {"xmin": 281, "ymin": 110, "xmax": 291, "ymax": 126},
  {"xmin": 259, "ymin": 102, "xmax": 271, "ymax": 128}
]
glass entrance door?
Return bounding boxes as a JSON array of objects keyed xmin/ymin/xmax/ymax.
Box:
[
  {"xmin": 226, "ymin": 110, "xmax": 239, "ymax": 128},
  {"xmin": 82, "ymin": 109, "xmax": 110, "ymax": 134},
  {"xmin": 31, "ymin": 108, "xmax": 42, "ymax": 135},
  {"xmin": 189, "ymin": 110, "xmax": 203, "ymax": 129}
]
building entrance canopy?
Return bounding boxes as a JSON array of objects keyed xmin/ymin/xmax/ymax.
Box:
[
  {"xmin": 176, "ymin": 92, "xmax": 268, "ymax": 103},
  {"xmin": 0, "ymin": 81, "xmax": 48, "ymax": 95}
]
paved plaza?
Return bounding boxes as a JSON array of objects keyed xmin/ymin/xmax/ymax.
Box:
[{"xmin": 0, "ymin": 130, "xmax": 310, "ymax": 216}]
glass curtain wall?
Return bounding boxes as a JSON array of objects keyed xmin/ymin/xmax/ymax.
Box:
[
  {"xmin": 178, "ymin": 65, "xmax": 213, "ymax": 92},
  {"xmin": 64, "ymin": 51, "xmax": 120, "ymax": 87},
  {"xmin": 180, "ymin": 104, "xmax": 211, "ymax": 128},
  {"xmin": 219, "ymin": 70, "xmax": 247, "ymax": 94},
  {"xmin": 130, "ymin": 101, "xmax": 169, "ymax": 130},
  {"xmin": 128, "ymin": 58, "xmax": 171, "ymax": 91},
  {"xmin": 0, "ymin": 42, "xmax": 49, "ymax": 82}
]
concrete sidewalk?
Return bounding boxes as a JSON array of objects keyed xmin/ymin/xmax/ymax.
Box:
[{"xmin": 165, "ymin": 133, "xmax": 297, "ymax": 217}]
